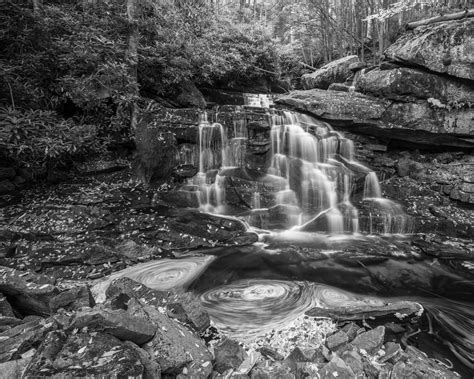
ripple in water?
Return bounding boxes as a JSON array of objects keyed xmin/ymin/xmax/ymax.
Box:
[
  {"xmin": 92, "ymin": 256, "xmax": 215, "ymax": 303},
  {"xmin": 200, "ymin": 279, "xmax": 318, "ymax": 337},
  {"xmin": 201, "ymin": 279, "xmax": 399, "ymax": 338}
]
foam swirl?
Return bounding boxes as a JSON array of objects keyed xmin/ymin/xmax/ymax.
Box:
[{"xmin": 92, "ymin": 256, "xmax": 214, "ymax": 303}]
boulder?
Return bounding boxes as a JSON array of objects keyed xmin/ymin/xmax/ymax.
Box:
[
  {"xmin": 318, "ymin": 355, "xmax": 355, "ymax": 378},
  {"xmin": 214, "ymin": 338, "xmax": 247, "ymax": 373},
  {"xmin": 0, "ymin": 317, "xmax": 57, "ymax": 363},
  {"xmin": 105, "ymin": 277, "xmax": 210, "ymax": 332},
  {"xmin": 140, "ymin": 304, "xmax": 212, "ymax": 376},
  {"xmin": 390, "ymin": 346, "xmax": 458, "ymax": 379},
  {"xmin": 301, "ymin": 55, "xmax": 360, "ymax": 90},
  {"xmin": 23, "ymin": 331, "xmax": 159, "ymax": 378},
  {"xmin": 69, "ymin": 306, "xmax": 156, "ymax": 345},
  {"xmin": 385, "ymin": 18, "xmax": 474, "ymax": 80},
  {"xmin": 351, "ymin": 326, "xmax": 385, "ymax": 355},
  {"xmin": 356, "ymin": 67, "xmax": 473, "ymax": 105},
  {"xmin": 49, "ymin": 285, "xmax": 95, "ymax": 313},
  {"xmin": 326, "ymin": 330, "xmax": 349, "ymax": 351},
  {"xmin": 0, "ymin": 266, "xmax": 57, "ymax": 316},
  {"xmin": 170, "ymin": 80, "xmax": 206, "ymax": 108}
]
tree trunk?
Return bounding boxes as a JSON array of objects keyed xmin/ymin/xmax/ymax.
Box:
[
  {"xmin": 126, "ymin": 0, "xmax": 138, "ymax": 132},
  {"xmin": 406, "ymin": 9, "xmax": 474, "ymax": 29}
]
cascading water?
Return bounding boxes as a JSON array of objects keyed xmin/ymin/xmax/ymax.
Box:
[{"xmin": 192, "ymin": 107, "xmax": 412, "ymax": 235}]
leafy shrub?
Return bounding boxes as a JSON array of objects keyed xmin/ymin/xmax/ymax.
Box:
[{"xmin": 0, "ymin": 107, "xmax": 104, "ymax": 170}]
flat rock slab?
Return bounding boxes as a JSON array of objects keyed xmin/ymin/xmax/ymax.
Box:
[
  {"xmin": 305, "ymin": 300, "xmax": 423, "ymax": 321},
  {"xmin": 69, "ymin": 306, "xmax": 156, "ymax": 345},
  {"xmin": 351, "ymin": 326, "xmax": 385, "ymax": 355}
]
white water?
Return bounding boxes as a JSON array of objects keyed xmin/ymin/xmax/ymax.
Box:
[{"xmin": 191, "ymin": 108, "xmax": 411, "ymax": 235}]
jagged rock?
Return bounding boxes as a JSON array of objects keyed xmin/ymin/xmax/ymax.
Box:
[
  {"xmin": 341, "ymin": 322, "xmax": 361, "ymax": 341},
  {"xmin": 385, "ymin": 18, "xmax": 474, "ymax": 80},
  {"xmin": 0, "ymin": 317, "xmax": 57, "ymax": 363},
  {"xmin": 318, "ymin": 355, "xmax": 355, "ymax": 378},
  {"xmin": 355, "ymin": 67, "xmax": 473, "ymax": 105},
  {"xmin": 351, "ymin": 326, "xmax": 385, "ymax": 355},
  {"xmin": 259, "ymin": 346, "xmax": 285, "ymax": 361},
  {"xmin": 340, "ymin": 350, "xmax": 365, "ymax": 377},
  {"xmin": 69, "ymin": 306, "xmax": 156, "ymax": 345},
  {"xmin": 23, "ymin": 331, "xmax": 158, "ymax": 378},
  {"xmin": 0, "ymin": 266, "xmax": 57, "ymax": 316},
  {"xmin": 139, "ymin": 303, "xmax": 212, "ymax": 376},
  {"xmin": 49, "ymin": 285, "xmax": 95, "ymax": 313},
  {"xmin": 171, "ymin": 164, "xmax": 198, "ymax": 180},
  {"xmin": 113, "ymin": 240, "xmax": 158, "ymax": 261},
  {"xmin": 106, "ymin": 278, "xmax": 210, "ymax": 332},
  {"xmin": 396, "ymin": 157, "xmax": 425, "ymax": 179},
  {"xmin": 301, "ymin": 55, "xmax": 360, "ymax": 90},
  {"xmin": 390, "ymin": 346, "xmax": 458, "ymax": 379},
  {"xmin": 0, "ymin": 358, "xmax": 32, "ymax": 379},
  {"xmin": 214, "ymin": 338, "xmax": 247, "ymax": 373},
  {"xmin": 326, "ymin": 330, "xmax": 349, "ymax": 350},
  {"xmin": 0, "ymin": 293, "xmax": 15, "ymax": 317},
  {"xmin": 380, "ymin": 342, "xmax": 403, "ymax": 363},
  {"xmin": 251, "ymin": 361, "xmax": 295, "ymax": 379}
]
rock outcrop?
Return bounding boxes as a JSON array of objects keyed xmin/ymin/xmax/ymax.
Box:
[
  {"xmin": 276, "ymin": 89, "xmax": 474, "ymax": 148},
  {"xmin": 301, "ymin": 55, "xmax": 360, "ymax": 90},
  {"xmin": 385, "ymin": 18, "xmax": 474, "ymax": 80}
]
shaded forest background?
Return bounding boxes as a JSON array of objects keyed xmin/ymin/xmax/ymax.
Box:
[{"xmin": 0, "ymin": 0, "xmax": 470, "ymax": 175}]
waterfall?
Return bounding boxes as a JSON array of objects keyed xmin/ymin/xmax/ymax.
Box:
[{"xmin": 192, "ymin": 108, "xmax": 411, "ymax": 235}]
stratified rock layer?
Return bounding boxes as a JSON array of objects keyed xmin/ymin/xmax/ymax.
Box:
[{"xmin": 385, "ymin": 18, "xmax": 474, "ymax": 80}]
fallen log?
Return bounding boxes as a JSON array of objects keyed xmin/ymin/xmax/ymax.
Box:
[{"xmin": 406, "ymin": 9, "xmax": 474, "ymax": 30}]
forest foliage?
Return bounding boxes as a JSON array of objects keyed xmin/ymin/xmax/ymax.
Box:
[{"xmin": 0, "ymin": 0, "xmax": 469, "ymax": 172}]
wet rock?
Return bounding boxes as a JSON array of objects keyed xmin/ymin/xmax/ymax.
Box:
[
  {"xmin": 0, "ymin": 266, "xmax": 57, "ymax": 316},
  {"xmin": 159, "ymin": 189, "xmax": 200, "ymax": 208},
  {"xmin": 259, "ymin": 346, "xmax": 285, "ymax": 361},
  {"xmin": 380, "ymin": 342, "xmax": 402, "ymax": 363},
  {"xmin": 23, "ymin": 331, "xmax": 155, "ymax": 378},
  {"xmin": 318, "ymin": 355, "xmax": 355, "ymax": 378},
  {"xmin": 351, "ymin": 326, "xmax": 385, "ymax": 355},
  {"xmin": 170, "ymin": 209, "xmax": 258, "ymax": 246},
  {"xmin": 326, "ymin": 330, "xmax": 349, "ymax": 351},
  {"xmin": 301, "ymin": 55, "xmax": 360, "ymax": 90},
  {"xmin": 69, "ymin": 306, "xmax": 156, "ymax": 345},
  {"xmin": 165, "ymin": 292, "xmax": 210, "ymax": 332},
  {"xmin": 49, "ymin": 285, "xmax": 95, "ymax": 313},
  {"xmin": 171, "ymin": 164, "xmax": 198, "ymax": 180},
  {"xmin": 385, "ymin": 18, "xmax": 474, "ymax": 80},
  {"xmin": 390, "ymin": 346, "xmax": 458, "ymax": 379},
  {"xmin": 0, "ymin": 317, "xmax": 57, "ymax": 363},
  {"xmin": 0, "ymin": 293, "xmax": 15, "ymax": 317},
  {"xmin": 140, "ymin": 304, "xmax": 212, "ymax": 375},
  {"xmin": 214, "ymin": 338, "xmax": 247, "ymax": 373}
]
